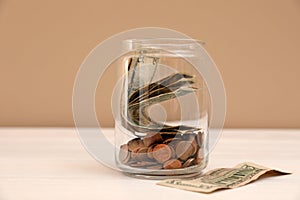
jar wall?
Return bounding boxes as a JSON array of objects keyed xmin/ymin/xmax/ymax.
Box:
[{"xmin": 114, "ymin": 39, "xmax": 210, "ymax": 178}]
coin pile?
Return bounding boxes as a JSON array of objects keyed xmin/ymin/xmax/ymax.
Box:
[{"xmin": 119, "ymin": 130, "xmax": 204, "ymax": 170}]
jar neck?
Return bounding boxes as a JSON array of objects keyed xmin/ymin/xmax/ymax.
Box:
[{"xmin": 122, "ymin": 38, "xmax": 204, "ymax": 58}]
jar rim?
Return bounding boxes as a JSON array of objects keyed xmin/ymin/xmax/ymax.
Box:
[{"xmin": 123, "ymin": 38, "xmax": 205, "ymax": 46}]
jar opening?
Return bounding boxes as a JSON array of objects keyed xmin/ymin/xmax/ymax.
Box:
[
  {"xmin": 123, "ymin": 38, "xmax": 204, "ymax": 48},
  {"xmin": 123, "ymin": 38, "xmax": 205, "ymax": 57}
]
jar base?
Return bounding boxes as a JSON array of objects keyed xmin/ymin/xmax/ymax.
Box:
[
  {"xmin": 117, "ymin": 158, "xmax": 208, "ymax": 180},
  {"xmin": 122, "ymin": 171, "xmax": 203, "ymax": 180}
]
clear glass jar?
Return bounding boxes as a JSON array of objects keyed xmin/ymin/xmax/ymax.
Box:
[{"xmin": 114, "ymin": 38, "xmax": 210, "ymax": 179}]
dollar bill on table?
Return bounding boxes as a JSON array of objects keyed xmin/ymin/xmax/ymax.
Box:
[{"xmin": 157, "ymin": 162, "xmax": 291, "ymax": 193}]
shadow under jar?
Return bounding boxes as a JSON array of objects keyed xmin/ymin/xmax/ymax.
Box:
[{"xmin": 115, "ymin": 38, "xmax": 210, "ymax": 179}]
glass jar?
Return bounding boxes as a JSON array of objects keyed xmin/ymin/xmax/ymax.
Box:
[{"xmin": 114, "ymin": 38, "xmax": 210, "ymax": 179}]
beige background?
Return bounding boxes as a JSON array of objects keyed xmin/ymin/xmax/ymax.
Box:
[{"xmin": 0, "ymin": 0, "xmax": 299, "ymax": 128}]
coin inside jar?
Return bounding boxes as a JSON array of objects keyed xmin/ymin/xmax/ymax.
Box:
[
  {"xmin": 152, "ymin": 144, "xmax": 173, "ymax": 163},
  {"xmin": 163, "ymin": 159, "xmax": 182, "ymax": 169},
  {"xmin": 163, "ymin": 138, "xmax": 179, "ymax": 149},
  {"xmin": 147, "ymin": 144, "xmax": 156, "ymax": 159},
  {"xmin": 175, "ymin": 141, "xmax": 196, "ymax": 161},
  {"xmin": 127, "ymin": 138, "xmax": 145, "ymax": 151},
  {"xmin": 130, "ymin": 148, "xmax": 141, "ymax": 160},
  {"xmin": 135, "ymin": 147, "xmax": 149, "ymax": 161},
  {"xmin": 119, "ymin": 144, "xmax": 130, "ymax": 164},
  {"xmin": 143, "ymin": 132, "xmax": 163, "ymax": 147},
  {"xmin": 163, "ymin": 138, "xmax": 179, "ymax": 144},
  {"xmin": 182, "ymin": 158, "xmax": 196, "ymax": 168}
]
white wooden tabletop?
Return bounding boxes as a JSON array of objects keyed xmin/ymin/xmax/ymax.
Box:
[{"xmin": 0, "ymin": 128, "xmax": 299, "ymax": 200}]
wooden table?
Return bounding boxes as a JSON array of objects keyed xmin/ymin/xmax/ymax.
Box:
[{"xmin": 0, "ymin": 128, "xmax": 299, "ymax": 200}]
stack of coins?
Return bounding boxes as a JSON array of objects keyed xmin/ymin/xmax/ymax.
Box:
[{"xmin": 118, "ymin": 130, "xmax": 204, "ymax": 170}]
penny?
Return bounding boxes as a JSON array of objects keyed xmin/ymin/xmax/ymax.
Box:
[
  {"xmin": 143, "ymin": 132, "xmax": 163, "ymax": 147},
  {"xmin": 164, "ymin": 138, "xmax": 180, "ymax": 152},
  {"xmin": 182, "ymin": 133, "xmax": 196, "ymax": 141},
  {"xmin": 119, "ymin": 144, "xmax": 130, "ymax": 164},
  {"xmin": 175, "ymin": 141, "xmax": 196, "ymax": 161},
  {"xmin": 152, "ymin": 144, "xmax": 173, "ymax": 163},
  {"xmin": 180, "ymin": 134, "xmax": 199, "ymax": 156},
  {"xmin": 182, "ymin": 158, "xmax": 196, "ymax": 168},
  {"xmin": 169, "ymin": 145, "xmax": 176, "ymax": 158},
  {"xmin": 163, "ymin": 159, "xmax": 182, "ymax": 169},
  {"xmin": 131, "ymin": 148, "xmax": 141, "ymax": 160},
  {"xmin": 136, "ymin": 147, "xmax": 149, "ymax": 161},
  {"xmin": 163, "ymin": 138, "xmax": 179, "ymax": 146},
  {"xmin": 182, "ymin": 133, "xmax": 200, "ymax": 149},
  {"xmin": 147, "ymin": 144, "xmax": 156, "ymax": 159},
  {"xmin": 127, "ymin": 138, "xmax": 145, "ymax": 151},
  {"xmin": 195, "ymin": 157, "xmax": 201, "ymax": 165},
  {"xmin": 163, "ymin": 138, "xmax": 180, "ymax": 144}
]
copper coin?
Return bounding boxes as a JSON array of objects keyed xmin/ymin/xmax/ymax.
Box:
[
  {"xmin": 130, "ymin": 148, "xmax": 141, "ymax": 160},
  {"xmin": 182, "ymin": 133, "xmax": 196, "ymax": 141},
  {"xmin": 164, "ymin": 139, "xmax": 180, "ymax": 152},
  {"xmin": 181, "ymin": 135, "xmax": 199, "ymax": 156},
  {"xmin": 142, "ymin": 133, "xmax": 163, "ymax": 147},
  {"xmin": 163, "ymin": 159, "xmax": 182, "ymax": 169},
  {"xmin": 182, "ymin": 134, "xmax": 200, "ymax": 153},
  {"xmin": 163, "ymin": 138, "xmax": 180, "ymax": 144},
  {"xmin": 147, "ymin": 144, "xmax": 156, "ymax": 159},
  {"xmin": 175, "ymin": 141, "xmax": 196, "ymax": 161},
  {"xmin": 195, "ymin": 157, "xmax": 201, "ymax": 165},
  {"xmin": 182, "ymin": 158, "xmax": 196, "ymax": 168},
  {"xmin": 127, "ymin": 138, "xmax": 145, "ymax": 152},
  {"xmin": 163, "ymin": 138, "xmax": 179, "ymax": 146},
  {"xmin": 169, "ymin": 145, "xmax": 176, "ymax": 158},
  {"xmin": 136, "ymin": 147, "xmax": 149, "ymax": 161},
  {"xmin": 152, "ymin": 144, "xmax": 173, "ymax": 163},
  {"xmin": 119, "ymin": 144, "xmax": 130, "ymax": 164}
]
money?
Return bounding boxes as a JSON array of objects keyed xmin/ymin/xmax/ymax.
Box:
[
  {"xmin": 119, "ymin": 53, "xmax": 206, "ymax": 171},
  {"xmin": 157, "ymin": 162, "xmax": 291, "ymax": 193},
  {"xmin": 122, "ymin": 54, "xmax": 199, "ymax": 135},
  {"xmin": 119, "ymin": 129, "xmax": 204, "ymax": 170}
]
